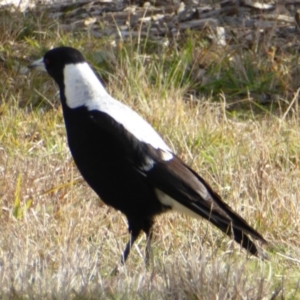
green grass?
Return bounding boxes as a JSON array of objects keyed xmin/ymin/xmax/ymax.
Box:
[{"xmin": 0, "ymin": 5, "xmax": 300, "ymax": 299}]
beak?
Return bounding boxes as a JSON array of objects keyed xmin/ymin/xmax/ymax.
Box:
[{"xmin": 28, "ymin": 57, "xmax": 47, "ymax": 72}]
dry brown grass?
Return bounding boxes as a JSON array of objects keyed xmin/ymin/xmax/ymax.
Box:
[{"xmin": 0, "ymin": 6, "xmax": 300, "ymax": 300}]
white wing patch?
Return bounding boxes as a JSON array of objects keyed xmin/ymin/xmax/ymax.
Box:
[
  {"xmin": 155, "ymin": 189, "xmax": 203, "ymax": 219},
  {"xmin": 63, "ymin": 62, "xmax": 173, "ymax": 158},
  {"xmin": 141, "ymin": 156, "xmax": 155, "ymax": 171}
]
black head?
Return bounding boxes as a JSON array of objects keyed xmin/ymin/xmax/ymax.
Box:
[{"xmin": 29, "ymin": 47, "xmax": 86, "ymax": 86}]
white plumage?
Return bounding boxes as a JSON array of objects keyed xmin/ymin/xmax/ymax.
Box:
[{"xmin": 64, "ymin": 63, "xmax": 173, "ymax": 160}]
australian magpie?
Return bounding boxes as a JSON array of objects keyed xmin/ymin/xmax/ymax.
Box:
[{"xmin": 29, "ymin": 47, "xmax": 267, "ymax": 264}]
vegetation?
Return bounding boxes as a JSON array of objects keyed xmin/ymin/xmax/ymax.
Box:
[{"xmin": 0, "ymin": 5, "xmax": 300, "ymax": 299}]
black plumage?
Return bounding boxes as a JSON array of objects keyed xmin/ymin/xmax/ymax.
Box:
[{"xmin": 29, "ymin": 47, "xmax": 267, "ymax": 264}]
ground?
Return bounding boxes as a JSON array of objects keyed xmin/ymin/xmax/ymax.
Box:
[{"xmin": 0, "ymin": 1, "xmax": 300, "ymax": 299}]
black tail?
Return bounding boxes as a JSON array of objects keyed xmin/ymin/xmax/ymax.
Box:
[
  {"xmin": 147, "ymin": 156, "xmax": 267, "ymax": 257},
  {"xmin": 206, "ymin": 198, "xmax": 267, "ymax": 257},
  {"xmin": 208, "ymin": 216, "xmax": 259, "ymax": 255}
]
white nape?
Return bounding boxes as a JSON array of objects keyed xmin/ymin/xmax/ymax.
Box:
[
  {"xmin": 64, "ymin": 63, "xmax": 109, "ymax": 109},
  {"xmin": 63, "ymin": 62, "xmax": 173, "ymax": 157}
]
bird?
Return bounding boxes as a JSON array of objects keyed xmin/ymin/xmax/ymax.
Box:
[{"xmin": 28, "ymin": 46, "xmax": 267, "ymax": 265}]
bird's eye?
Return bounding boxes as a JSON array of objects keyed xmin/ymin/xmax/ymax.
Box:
[{"xmin": 44, "ymin": 58, "xmax": 50, "ymax": 65}]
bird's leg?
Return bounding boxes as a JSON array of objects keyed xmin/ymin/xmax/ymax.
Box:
[
  {"xmin": 143, "ymin": 219, "xmax": 154, "ymax": 268},
  {"xmin": 121, "ymin": 229, "xmax": 140, "ymax": 265},
  {"xmin": 145, "ymin": 230, "xmax": 153, "ymax": 268}
]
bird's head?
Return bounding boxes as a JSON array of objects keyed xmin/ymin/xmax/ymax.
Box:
[
  {"xmin": 28, "ymin": 47, "xmax": 108, "ymax": 109},
  {"xmin": 29, "ymin": 47, "xmax": 86, "ymax": 87}
]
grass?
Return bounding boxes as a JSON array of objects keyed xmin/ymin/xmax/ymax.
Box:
[{"xmin": 0, "ymin": 5, "xmax": 300, "ymax": 299}]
